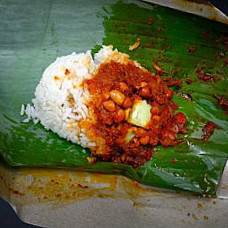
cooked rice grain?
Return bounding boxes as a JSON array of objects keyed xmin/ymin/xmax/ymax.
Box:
[{"xmin": 23, "ymin": 45, "xmax": 127, "ymax": 149}]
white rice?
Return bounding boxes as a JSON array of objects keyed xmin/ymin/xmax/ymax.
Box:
[
  {"xmin": 20, "ymin": 104, "xmax": 25, "ymax": 116},
  {"xmin": 22, "ymin": 45, "xmax": 133, "ymax": 149}
]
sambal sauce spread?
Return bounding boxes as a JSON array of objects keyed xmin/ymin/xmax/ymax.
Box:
[
  {"xmin": 83, "ymin": 60, "xmax": 187, "ymax": 168},
  {"xmin": 202, "ymin": 121, "xmax": 219, "ymax": 142}
]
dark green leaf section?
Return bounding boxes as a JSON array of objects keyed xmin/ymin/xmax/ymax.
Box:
[
  {"xmin": 101, "ymin": 2, "xmax": 228, "ymax": 195},
  {"xmin": 0, "ymin": 0, "xmax": 228, "ymax": 195}
]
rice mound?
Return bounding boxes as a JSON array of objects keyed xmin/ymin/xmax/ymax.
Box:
[{"xmin": 27, "ymin": 45, "xmax": 134, "ymax": 149}]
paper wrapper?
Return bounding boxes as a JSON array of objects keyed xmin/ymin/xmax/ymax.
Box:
[
  {"xmin": 143, "ymin": 0, "xmax": 228, "ymax": 25},
  {"xmin": 0, "ymin": 0, "xmax": 228, "ymax": 226},
  {"xmin": 0, "ymin": 160, "xmax": 228, "ymax": 228}
]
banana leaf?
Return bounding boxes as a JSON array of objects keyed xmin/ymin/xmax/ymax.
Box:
[{"xmin": 0, "ymin": 0, "xmax": 228, "ymax": 195}]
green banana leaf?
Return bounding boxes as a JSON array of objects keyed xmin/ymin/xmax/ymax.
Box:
[{"xmin": 0, "ymin": 0, "xmax": 228, "ymax": 195}]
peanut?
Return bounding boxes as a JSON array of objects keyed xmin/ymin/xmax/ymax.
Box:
[
  {"xmin": 140, "ymin": 136, "xmax": 150, "ymax": 145},
  {"xmin": 110, "ymin": 90, "xmax": 125, "ymax": 105},
  {"xmin": 103, "ymin": 100, "xmax": 116, "ymax": 112},
  {"xmin": 122, "ymin": 97, "xmax": 133, "ymax": 109},
  {"xmin": 114, "ymin": 109, "xmax": 125, "ymax": 123},
  {"xmin": 139, "ymin": 86, "xmax": 150, "ymax": 98},
  {"xmin": 119, "ymin": 82, "xmax": 129, "ymax": 92}
]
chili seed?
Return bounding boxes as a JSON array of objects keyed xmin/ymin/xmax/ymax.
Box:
[
  {"xmin": 121, "ymin": 154, "xmax": 126, "ymax": 162},
  {"xmin": 110, "ymin": 90, "xmax": 125, "ymax": 105},
  {"xmin": 141, "ymin": 82, "xmax": 148, "ymax": 87},
  {"xmin": 149, "ymin": 81, "xmax": 156, "ymax": 90},
  {"xmin": 130, "ymin": 127, "xmax": 138, "ymax": 133},
  {"xmin": 137, "ymin": 128, "xmax": 146, "ymax": 135},
  {"xmin": 114, "ymin": 109, "xmax": 125, "ymax": 123},
  {"xmin": 135, "ymin": 82, "xmax": 148, "ymax": 90},
  {"xmin": 122, "ymin": 97, "xmax": 133, "ymax": 109},
  {"xmin": 103, "ymin": 100, "xmax": 116, "ymax": 112},
  {"xmin": 150, "ymin": 137, "xmax": 159, "ymax": 146},
  {"xmin": 65, "ymin": 69, "xmax": 70, "ymax": 75},
  {"xmin": 102, "ymin": 89, "xmax": 110, "ymax": 99},
  {"xmin": 86, "ymin": 157, "xmax": 97, "ymax": 164},
  {"xmin": 151, "ymin": 104, "xmax": 160, "ymax": 115},
  {"xmin": 166, "ymin": 89, "xmax": 173, "ymax": 99},
  {"xmin": 154, "ymin": 64, "xmax": 162, "ymax": 72},
  {"xmin": 130, "ymin": 137, "xmax": 140, "ymax": 147},
  {"xmin": 140, "ymin": 136, "xmax": 150, "ymax": 145}
]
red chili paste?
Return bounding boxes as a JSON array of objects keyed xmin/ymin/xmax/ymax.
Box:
[
  {"xmin": 202, "ymin": 121, "xmax": 219, "ymax": 142},
  {"xmin": 84, "ymin": 61, "xmax": 187, "ymax": 167},
  {"xmin": 214, "ymin": 94, "xmax": 228, "ymax": 114},
  {"xmin": 196, "ymin": 68, "xmax": 219, "ymax": 82}
]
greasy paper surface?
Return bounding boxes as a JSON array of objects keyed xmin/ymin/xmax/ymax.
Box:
[
  {"xmin": 0, "ymin": 159, "xmax": 228, "ymax": 228},
  {"xmin": 0, "ymin": 0, "xmax": 228, "ymax": 195}
]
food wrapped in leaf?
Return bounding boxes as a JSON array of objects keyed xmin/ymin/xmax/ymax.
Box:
[
  {"xmin": 1, "ymin": 0, "xmax": 228, "ymax": 196},
  {"xmin": 25, "ymin": 46, "xmax": 186, "ymax": 168}
]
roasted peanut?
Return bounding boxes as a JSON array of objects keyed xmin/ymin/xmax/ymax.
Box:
[
  {"xmin": 119, "ymin": 82, "xmax": 129, "ymax": 92},
  {"xmin": 110, "ymin": 90, "xmax": 125, "ymax": 105},
  {"xmin": 114, "ymin": 109, "xmax": 125, "ymax": 123},
  {"xmin": 140, "ymin": 136, "xmax": 150, "ymax": 145},
  {"xmin": 139, "ymin": 86, "xmax": 150, "ymax": 98},
  {"xmin": 103, "ymin": 100, "xmax": 116, "ymax": 112},
  {"xmin": 122, "ymin": 97, "xmax": 133, "ymax": 109}
]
